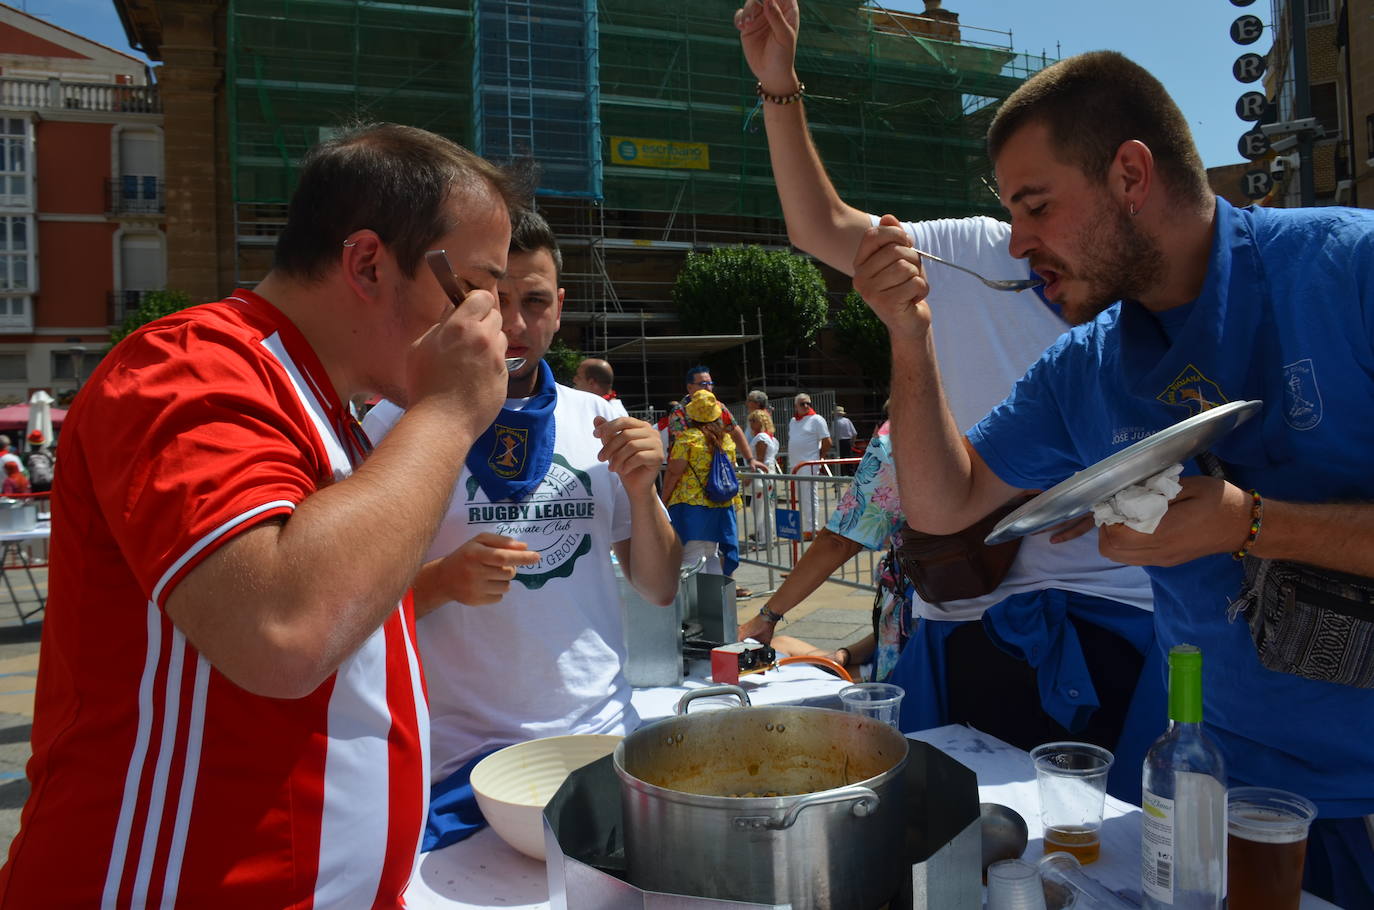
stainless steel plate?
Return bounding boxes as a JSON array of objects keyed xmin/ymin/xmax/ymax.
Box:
[{"xmin": 984, "ymin": 400, "xmax": 1263, "ymax": 545}]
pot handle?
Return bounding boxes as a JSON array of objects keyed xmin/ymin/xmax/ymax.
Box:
[
  {"xmin": 732, "ymin": 786, "xmax": 880, "ymax": 831},
  {"xmin": 675, "ymin": 684, "xmax": 752, "ymax": 715}
]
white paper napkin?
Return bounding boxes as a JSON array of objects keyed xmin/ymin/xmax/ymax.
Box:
[{"xmin": 1091, "ymin": 463, "xmax": 1184, "ymax": 533}]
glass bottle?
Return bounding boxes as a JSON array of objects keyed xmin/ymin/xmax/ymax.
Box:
[{"xmin": 1141, "ymin": 644, "xmax": 1227, "ymax": 909}]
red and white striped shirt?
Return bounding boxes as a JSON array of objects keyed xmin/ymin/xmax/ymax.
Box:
[{"xmin": 0, "ymin": 291, "xmax": 429, "ymax": 909}]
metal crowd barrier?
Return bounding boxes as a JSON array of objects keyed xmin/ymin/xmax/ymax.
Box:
[{"xmin": 735, "ymin": 459, "xmax": 880, "ymax": 596}]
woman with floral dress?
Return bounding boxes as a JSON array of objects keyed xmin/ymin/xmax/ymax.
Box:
[{"xmin": 737, "ymin": 421, "xmax": 914, "ymax": 680}]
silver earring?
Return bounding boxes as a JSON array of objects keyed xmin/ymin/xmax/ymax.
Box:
[
  {"xmin": 342, "ymin": 239, "xmax": 358, "ymax": 248},
  {"xmin": 1128, "ymin": 203, "xmax": 1138, "ymax": 217}
]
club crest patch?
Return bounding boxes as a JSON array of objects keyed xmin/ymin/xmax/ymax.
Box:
[
  {"xmin": 488, "ymin": 424, "xmax": 528, "ymax": 478},
  {"xmin": 464, "ymin": 454, "xmax": 598, "ymax": 590},
  {"xmin": 1281, "ymin": 358, "xmax": 1322, "ymax": 430},
  {"xmin": 1157, "ymin": 364, "xmax": 1228, "ymax": 415}
]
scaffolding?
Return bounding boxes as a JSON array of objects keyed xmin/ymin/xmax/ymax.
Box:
[{"xmin": 224, "ymin": 0, "xmax": 1053, "ymax": 405}]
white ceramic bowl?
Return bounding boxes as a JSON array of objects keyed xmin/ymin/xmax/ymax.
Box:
[{"xmin": 470, "ymin": 733, "xmax": 623, "ymax": 861}]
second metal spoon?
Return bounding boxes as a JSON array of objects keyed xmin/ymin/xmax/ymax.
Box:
[{"xmin": 424, "ymin": 249, "xmax": 526, "ymax": 372}]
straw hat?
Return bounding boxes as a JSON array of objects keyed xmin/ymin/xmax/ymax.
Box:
[{"xmin": 684, "ymin": 389, "xmax": 722, "ymax": 423}]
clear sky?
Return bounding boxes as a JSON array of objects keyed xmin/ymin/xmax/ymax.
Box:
[{"xmin": 52, "ymin": 0, "xmax": 1272, "ymax": 169}]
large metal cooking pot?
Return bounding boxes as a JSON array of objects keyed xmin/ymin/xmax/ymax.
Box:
[{"xmin": 614, "ymin": 685, "xmax": 908, "ymax": 908}]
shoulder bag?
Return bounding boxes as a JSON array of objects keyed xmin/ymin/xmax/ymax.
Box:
[
  {"xmin": 895, "ymin": 493, "xmax": 1035, "ymax": 605},
  {"xmin": 1199, "ymin": 451, "xmax": 1374, "ymax": 689}
]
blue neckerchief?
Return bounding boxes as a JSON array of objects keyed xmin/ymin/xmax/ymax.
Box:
[{"xmin": 465, "ymin": 360, "xmax": 557, "ymax": 502}]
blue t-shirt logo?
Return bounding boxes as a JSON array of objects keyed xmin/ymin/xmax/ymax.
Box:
[
  {"xmin": 1156, "ymin": 363, "xmax": 1228, "ymax": 415},
  {"xmin": 1282, "ymin": 358, "xmax": 1323, "ymax": 430}
]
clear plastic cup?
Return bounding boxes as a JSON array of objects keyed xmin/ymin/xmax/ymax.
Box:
[
  {"xmin": 1039, "ymin": 851, "xmax": 1135, "ymax": 909},
  {"xmin": 1227, "ymin": 786, "xmax": 1318, "ymax": 910},
  {"xmin": 1028, "ymin": 741, "xmax": 1114, "ymax": 865},
  {"xmin": 986, "ymin": 858, "xmax": 1047, "ymax": 910},
  {"xmin": 836, "ymin": 682, "xmax": 904, "ymax": 729}
]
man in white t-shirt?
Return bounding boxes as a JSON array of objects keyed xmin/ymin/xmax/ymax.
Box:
[
  {"xmin": 786, "ymin": 392, "xmax": 830, "ymax": 537},
  {"xmin": 364, "ymin": 209, "xmax": 681, "ymax": 853}
]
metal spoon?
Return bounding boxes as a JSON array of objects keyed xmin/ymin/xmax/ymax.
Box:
[
  {"xmin": 424, "ymin": 249, "xmax": 526, "ymax": 372},
  {"xmin": 981, "ymin": 802, "xmax": 1029, "ymax": 873},
  {"xmin": 913, "ymin": 247, "xmax": 1044, "ymax": 292}
]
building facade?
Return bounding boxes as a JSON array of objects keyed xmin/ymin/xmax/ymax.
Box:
[
  {"xmin": 1262, "ymin": 0, "xmax": 1372, "ymax": 207},
  {"xmin": 0, "ymin": 3, "xmax": 162, "ymax": 405},
  {"xmin": 114, "ymin": 0, "xmax": 1044, "ymax": 417}
]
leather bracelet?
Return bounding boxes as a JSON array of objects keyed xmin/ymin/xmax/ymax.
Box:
[
  {"xmin": 756, "ymin": 80, "xmax": 805, "ymax": 105},
  {"xmin": 1232, "ymin": 489, "xmax": 1263, "ymax": 560},
  {"xmin": 758, "ymin": 605, "xmax": 786, "ymax": 624}
]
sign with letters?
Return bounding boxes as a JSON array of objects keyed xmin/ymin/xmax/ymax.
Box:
[
  {"xmin": 610, "ymin": 137, "xmax": 710, "ymax": 170},
  {"xmin": 1238, "ymin": 127, "xmax": 1271, "ymax": 159},
  {"xmin": 1230, "ymin": 2, "xmax": 1274, "ymax": 200},
  {"xmin": 1242, "ymin": 169, "xmax": 1274, "ymax": 199},
  {"xmin": 775, "ymin": 508, "xmax": 801, "ymax": 541}
]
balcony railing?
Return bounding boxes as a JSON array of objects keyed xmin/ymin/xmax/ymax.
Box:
[
  {"xmin": 106, "ymin": 177, "xmax": 165, "ymax": 216},
  {"xmin": 108, "ymin": 289, "xmax": 150, "ymax": 325},
  {"xmin": 0, "ymin": 78, "xmax": 160, "ymax": 115}
]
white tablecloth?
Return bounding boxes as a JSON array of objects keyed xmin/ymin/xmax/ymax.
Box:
[
  {"xmin": 0, "ymin": 521, "xmax": 48, "ymax": 544},
  {"xmin": 406, "ymin": 720, "xmax": 1341, "ymax": 909}
]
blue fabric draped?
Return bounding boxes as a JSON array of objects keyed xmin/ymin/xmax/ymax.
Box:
[
  {"xmin": 422, "ymin": 749, "xmax": 498, "ymax": 853},
  {"xmin": 888, "ymin": 588, "xmax": 1161, "ymax": 805},
  {"xmin": 667, "ymin": 502, "xmax": 738, "ymax": 577}
]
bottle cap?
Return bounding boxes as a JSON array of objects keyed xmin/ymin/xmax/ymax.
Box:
[{"xmin": 1168, "ymin": 643, "xmax": 1203, "ymax": 724}]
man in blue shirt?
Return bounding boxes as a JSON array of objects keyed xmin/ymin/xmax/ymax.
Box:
[{"xmin": 854, "ymin": 50, "xmax": 1374, "ymax": 907}]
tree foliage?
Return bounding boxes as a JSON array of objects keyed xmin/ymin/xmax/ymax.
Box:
[
  {"xmin": 545, "ymin": 336, "xmax": 583, "ymax": 385},
  {"xmin": 833, "ymin": 290, "xmax": 891, "ymax": 388},
  {"xmin": 671, "ymin": 246, "xmax": 830, "ymax": 375},
  {"xmin": 110, "ymin": 289, "xmax": 197, "ymax": 346}
]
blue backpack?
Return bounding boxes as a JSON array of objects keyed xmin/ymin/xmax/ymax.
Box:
[{"xmin": 703, "ymin": 447, "xmax": 740, "ymax": 503}]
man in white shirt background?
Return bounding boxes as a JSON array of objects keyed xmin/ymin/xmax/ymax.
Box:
[
  {"xmin": 786, "ymin": 392, "xmax": 830, "ymax": 539},
  {"xmin": 831, "ymin": 405, "xmax": 857, "ymax": 474},
  {"xmin": 572, "ymin": 356, "xmax": 629, "ymax": 419}
]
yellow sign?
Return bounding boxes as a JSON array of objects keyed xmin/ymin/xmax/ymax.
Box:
[{"xmin": 610, "ymin": 136, "xmax": 710, "ymax": 170}]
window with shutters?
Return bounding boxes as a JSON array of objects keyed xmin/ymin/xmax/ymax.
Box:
[{"xmin": 0, "ymin": 118, "xmax": 32, "ymax": 210}]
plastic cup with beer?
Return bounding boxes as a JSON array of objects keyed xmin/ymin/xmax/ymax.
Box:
[
  {"xmin": 1029, "ymin": 741, "xmax": 1114, "ymax": 865},
  {"xmin": 1227, "ymin": 786, "xmax": 1317, "ymax": 910}
]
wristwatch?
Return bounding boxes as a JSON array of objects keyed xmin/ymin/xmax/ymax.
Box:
[{"xmin": 757, "ymin": 605, "xmax": 785, "ymax": 624}]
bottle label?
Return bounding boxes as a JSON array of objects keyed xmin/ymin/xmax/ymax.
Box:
[{"xmin": 1141, "ymin": 788, "xmax": 1175, "ymax": 904}]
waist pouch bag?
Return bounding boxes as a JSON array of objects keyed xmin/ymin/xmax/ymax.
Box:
[
  {"xmin": 1227, "ymin": 556, "xmax": 1374, "ymax": 689},
  {"xmin": 691, "ymin": 447, "xmax": 740, "ymax": 503},
  {"xmin": 896, "ymin": 493, "xmax": 1035, "ymax": 604},
  {"xmin": 1196, "ymin": 450, "xmax": 1374, "ymax": 689}
]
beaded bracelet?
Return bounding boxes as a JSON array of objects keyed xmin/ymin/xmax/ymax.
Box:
[
  {"xmin": 1232, "ymin": 489, "xmax": 1263, "ymax": 560},
  {"xmin": 756, "ymin": 80, "xmax": 806, "ymax": 105},
  {"xmin": 758, "ymin": 604, "xmax": 786, "ymax": 624}
]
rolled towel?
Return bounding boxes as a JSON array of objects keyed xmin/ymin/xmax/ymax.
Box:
[{"xmin": 1091, "ymin": 463, "xmax": 1184, "ymax": 534}]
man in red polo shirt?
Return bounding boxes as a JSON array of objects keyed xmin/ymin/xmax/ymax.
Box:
[{"xmin": 0, "ymin": 124, "xmax": 521, "ymax": 909}]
